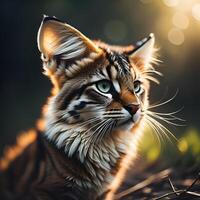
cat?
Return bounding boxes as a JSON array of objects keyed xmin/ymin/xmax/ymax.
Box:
[{"xmin": 0, "ymin": 16, "xmax": 159, "ymax": 200}]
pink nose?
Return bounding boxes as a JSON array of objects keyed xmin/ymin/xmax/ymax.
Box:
[{"xmin": 125, "ymin": 104, "xmax": 140, "ymax": 115}]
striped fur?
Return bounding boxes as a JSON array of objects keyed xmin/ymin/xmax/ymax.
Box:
[{"xmin": 0, "ymin": 16, "xmax": 159, "ymax": 200}]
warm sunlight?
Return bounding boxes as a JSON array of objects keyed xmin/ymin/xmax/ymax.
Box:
[
  {"xmin": 141, "ymin": 0, "xmax": 200, "ymax": 46},
  {"xmin": 163, "ymin": 0, "xmax": 200, "ymax": 45}
]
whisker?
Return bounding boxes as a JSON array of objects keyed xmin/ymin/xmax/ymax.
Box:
[
  {"xmin": 148, "ymin": 90, "xmax": 179, "ymax": 109},
  {"xmin": 103, "ymin": 115, "xmax": 126, "ymax": 118},
  {"xmin": 144, "ymin": 119, "xmax": 162, "ymax": 147},
  {"xmin": 148, "ymin": 108, "xmax": 183, "ymax": 116},
  {"xmin": 82, "ymin": 120, "xmax": 107, "ymax": 154},
  {"xmin": 76, "ymin": 119, "xmax": 107, "ymax": 158},
  {"xmin": 146, "ymin": 112, "xmax": 185, "ymax": 127},
  {"xmin": 87, "ymin": 119, "xmax": 109, "ymax": 146},
  {"xmin": 145, "ymin": 115, "xmax": 178, "ymax": 143},
  {"xmin": 72, "ymin": 117, "xmax": 100, "ymax": 130},
  {"xmin": 147, "ymin": 109, "xmax": 185, "ymax": 122},
  {"xmin": 82, "ymin": 119, "xmax": 104, "ymax": 135},
  {"xmin": 96, "ymin": 119, "xmax": 113, "ymax": 143},
  {"xmin": 145, "ymin": 116, "xmax": 172, "ymax": 144},
  {"xmin": 104, "ymin": 110, "xmax": 123, "ymax": 113}
]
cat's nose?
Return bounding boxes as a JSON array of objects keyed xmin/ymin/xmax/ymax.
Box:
[{"xmin": 125, "ymin": 104, "xmax": 140, "ymax": 115}]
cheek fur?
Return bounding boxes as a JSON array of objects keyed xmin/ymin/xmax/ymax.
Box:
[{"xmin": 64, "ymin": 92, "xmax": 110, "ymax": 124}]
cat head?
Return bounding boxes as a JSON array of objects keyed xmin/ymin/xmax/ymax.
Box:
[{"xmin": 37, "ymin": 16, "xmax": 158, "ymax": 158}]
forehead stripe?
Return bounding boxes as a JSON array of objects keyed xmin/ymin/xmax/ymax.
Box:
[
  {"xmin": 102, "ymin": 67, "xmax": 109, "ymax": 78},
  {"xmin": 98, "ymin": 68, "xmax": 106, "ymax": 78},
  {"xmin": 112, "ymin": 80, "xmax": 121, "ymax": 93},
  {"xmin": 106, "ymin": 65, "xmax": 112, "ymax": 80},
  {"xmin": 110, "ymin": 65, "xmax": 118, "ymax": 80}
]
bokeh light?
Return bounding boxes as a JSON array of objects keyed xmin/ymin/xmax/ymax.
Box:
[
  {"xmin": 172, "ymin": 12, "xmax": 189, "ymax": 29},
  {"xmin": 178, "ymin": 138, "xmax": 188, "ymax": 153},
  {"xmin": 168, "ymin": 28, "xmax": 185, "ymax": 45},
  {"xmin": 192, "ymin": 3, "xmax": 200, "ymax": 21},
  {"xmin": 163, "ymin": 0, "xmax": 179, "ymax": 7},
  {"xmin": 160, "ymin": 0, "xmax": 200, "ymax": 45}
]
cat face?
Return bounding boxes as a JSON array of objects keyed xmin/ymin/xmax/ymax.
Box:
[
  {"xmin": 37, "ymin": 16, "xmax": 157, "ymax": 155},
  {"xmin": 55, "ymin": 53, "xmax": 146, "ymax": 131}
]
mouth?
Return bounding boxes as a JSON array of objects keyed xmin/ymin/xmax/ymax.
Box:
[
  {"xmin": 132, "ymin": 109, "xmax": 141, "ymax": 124},
  {"xmin": 116, "ymin": 110, "xmax": 142, "ymax": 129},
  {"xmin": 115, "ymin": 118, "xmax": 134, "ymax": 130}
]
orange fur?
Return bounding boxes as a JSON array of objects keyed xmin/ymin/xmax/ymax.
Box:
[
  {"xmin": 120, "ymin": 88, "xmax": 138, "ymax": 105},
  {"xmin": 0, "ymin": 129, "xmax": 37, "ymax": 171}
]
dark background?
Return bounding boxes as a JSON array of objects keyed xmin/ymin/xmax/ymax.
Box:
[{"xmin": 1, "ymin": 0, "xmax": 200, "ymax": 153}]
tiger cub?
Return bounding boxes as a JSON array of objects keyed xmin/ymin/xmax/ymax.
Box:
[{"xmin": 0, "ymin": 16, "xmax": 158, "ymax": 200}]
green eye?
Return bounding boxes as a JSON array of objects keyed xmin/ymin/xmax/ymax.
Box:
[
  {"xmin": 96, "ymin": 80, "xmax": 111, "ymax": 93},
  {"xmin": 134, "ymin": 80, "xmax": 142, "ymax": 94}
]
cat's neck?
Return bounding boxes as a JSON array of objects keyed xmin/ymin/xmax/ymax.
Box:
[
  {"xmin": 46, "ymin": 125, "xmax": 131, "ymax": 186},
  {"xmin": 44, "ymin": 115, "xmax": 133, "ymax": 191}
]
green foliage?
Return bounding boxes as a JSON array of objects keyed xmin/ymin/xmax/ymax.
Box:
[
  {"xmin": 178, "ymin": 128, "xmax": 200, "ymax": 156},
  {"xmin": 138, "ymin": 127, "xmax": 161, "ymax": 164},
  {"xmin": 139, "ymin": 127, "xmax": 200, "ymax": 168}
]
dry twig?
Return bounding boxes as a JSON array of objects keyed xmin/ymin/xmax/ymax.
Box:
[
  {"xmin": 114, "ymin": 170, "xmax": 200, "ymax": 200},
  {"xmin": 154, "ymin": 171, "xmax": 200, "ymax": 199},
  {"xmin": 115, "ymin": 169, "xmax": 171, "ymax": 199}
]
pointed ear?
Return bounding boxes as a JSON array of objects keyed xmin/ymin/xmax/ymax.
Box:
[
  {"xmin": 129, "ymin": 33, "xmax": 155, "ymax": 68},
  {"xmin": 37, "ymin": 16, "xmax": 101, "ymax": 60},
  {"xmin": 37, "ymin": 16, "xmax": 102, "ymax": 91}
]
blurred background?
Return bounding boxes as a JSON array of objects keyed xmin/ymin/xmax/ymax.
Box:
[{"xmin": 1, "ymin": 0, "xmax": 200, "ymax": 165}]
